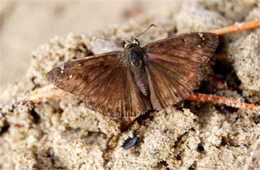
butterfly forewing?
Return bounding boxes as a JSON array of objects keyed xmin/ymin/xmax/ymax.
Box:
[
  {"xmin": 144, "ymin": 33, "xmax": 219, "ymax": 67},
  {"xmin": 46, "ymin": 52, "xmax": 150, "ymax": 117},
  {"xmin": 47, "ymin": 53, "xmax": 120, "ymax": 95},
  {"xmin": 144, "ymin": 32, "xmax": 219, "ymax": 110}
]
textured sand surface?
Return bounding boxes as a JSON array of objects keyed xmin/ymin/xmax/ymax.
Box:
[{"xmin": 0, "ymin": 0, "xmax": 260, "ymax": 169}]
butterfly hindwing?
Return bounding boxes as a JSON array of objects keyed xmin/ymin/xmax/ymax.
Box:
[
  {"xmin": 83, "ymin": 63, "xmax": 151, "ymax": 117},
  {"xmin": 144, "ymin": 33, "xmax": 219, "ymax": 110},
  {"xmin": 145, "ymin": 59, "xmax": 202, "ymax": 110}
]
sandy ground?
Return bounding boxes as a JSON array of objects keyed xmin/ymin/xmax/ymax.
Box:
[{"xmin": 0, "ymin": 0, "xmax": 260, "ymax": 169}]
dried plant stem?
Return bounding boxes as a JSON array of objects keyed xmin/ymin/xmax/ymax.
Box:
[
  {"xmin": 24, "ymin": 86, "xmax": 260, "ymax": 112},
  {"xmin": 121, "ymin": 118, "xmax": 136, "ymax": 131},
  {"xmin": 23, "ymin": 85, "xmax": 69, "ymax": 104},
  {"xmin": 215, "ymin": 53, "xmax": 227, "ymax": 60},
  {"xmin": 209, "ymin": 19, "xmax": 260, "ymax": 35},
  {"xmin": 187, "ymin": 93, "xmax": 260, "ymax": 112}
]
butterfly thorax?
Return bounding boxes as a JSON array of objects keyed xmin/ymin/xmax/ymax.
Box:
[{"xmin": 123, "ymin": 43, "xmax": 149, "ymax": 97}]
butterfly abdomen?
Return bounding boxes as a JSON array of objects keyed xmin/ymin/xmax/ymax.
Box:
[{"xmin": 127, "ymin": 46, "xmax": 150, "ymax": 97}]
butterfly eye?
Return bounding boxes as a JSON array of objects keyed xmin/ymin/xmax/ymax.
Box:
[
  {"xmin": 121, "ymin": 41, "xmax": 126, "ymax": 48},
  {"xmin": 133, "ymin": 38, "xmax": 140, "ymax": 45}
]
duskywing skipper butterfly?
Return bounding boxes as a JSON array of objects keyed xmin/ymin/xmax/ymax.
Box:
[{"xmin": 46, "ymin": 28, "xmax": 219, "ymax": 117}]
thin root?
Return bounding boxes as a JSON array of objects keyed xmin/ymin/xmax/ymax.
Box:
[
  {"xmin": 22, "ymin": 85, "xmax": 69, "ymax": 104},
  {"xmin": 187, "ymin": 93, "xmax": 260, "ymax": 112},
  {"xmin": 209, "ymin": 19, "xmax": 260, "ymax": 35},
  {"xmin": 216, "ymin": 53, "xmax": 227, "ymax": 61},
  {"xmin": 23, "ymin": 87, "xmax": 260, "ymax": 112}
]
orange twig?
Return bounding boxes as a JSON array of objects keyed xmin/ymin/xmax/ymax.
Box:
[
  {"xmin": 216, "ymin": 53, "xmax": 228, "ymax": 61},
  {"xmin": 187, "ymin": 93, "xmax": 260, "ymax": 112},
  {"xmin": 121, "ymin": 118, "xmax": 136, "ymax": 131},
  {"xmin": 23, "ymin": 85, "xmax": 69, "ymax": 104},
  {"xmin": 209, "ymin": 19, "xmax": 260, "ymax": 35}
]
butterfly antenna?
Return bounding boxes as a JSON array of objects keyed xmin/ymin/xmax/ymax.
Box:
[{"xmin": 136, "ymin": 24, "xmax": 156, "ymax": 38}]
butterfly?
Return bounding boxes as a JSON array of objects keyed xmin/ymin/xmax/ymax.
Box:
[{"xmin": 46, "ymin": 30, "xmax": 219, "ymax": 117}]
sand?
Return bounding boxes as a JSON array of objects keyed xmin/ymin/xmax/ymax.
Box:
[{"xmin": 0, "ymin": 0, "xmax": 260, "ymax": 169}]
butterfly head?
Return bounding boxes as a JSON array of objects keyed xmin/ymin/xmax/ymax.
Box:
[{"xmin": 122, "ymin": 38, "xmax": 140, "ymax": 49}]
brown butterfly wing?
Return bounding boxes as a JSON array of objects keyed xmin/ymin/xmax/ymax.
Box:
[
  {"xmin": 144, "ymin": 33, "xmax": 219, "ymax": 110},
  {"xmin": 46, "ymin": 52, "xmax": 150, "ymax": 117}
]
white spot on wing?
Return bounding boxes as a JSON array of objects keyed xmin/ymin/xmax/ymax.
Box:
[
  {"xmin": 60, "ymin": 64, "xmax": 65, "ymax": 74},
  {"xmin": 198, "ymin": 32, "xmax": 205, "ymax": 40}
]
